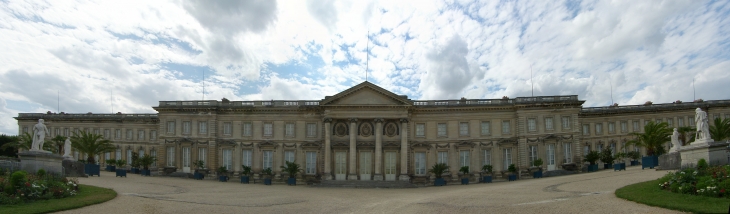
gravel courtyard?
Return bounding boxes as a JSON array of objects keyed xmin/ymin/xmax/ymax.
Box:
[{"xmin": 59, "ymin": 166, "xmax": 680, "ymax": 214}]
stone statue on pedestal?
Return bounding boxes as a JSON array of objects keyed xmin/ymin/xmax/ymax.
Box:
[
  {"xmin": 669, "ymin": 128, "xmax": 680, "ymax": 153},
  {"xmin": 63, "ymin": 137, "xmax": 72, "ymax": 159},
  {"xmin": 694, "ymin": 108, "xmax": 711, "ymax": 141},
  {"xmin": 31, "ymin": 119, "xmax": 50, "ymax": 152}
]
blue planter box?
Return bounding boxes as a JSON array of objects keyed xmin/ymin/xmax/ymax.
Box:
[
  {"xmin": 105, "ymin": 165, "xmax": 113, "ymax": 172},
  {"xmin": 219, "ymin": 175, "xmax": 228, "ymax": 182},
  {"xmin": 508, "ymin": 174, "xmax": 517, "ymax": 181},
  {"xmin": 264, "ymin": 178, "xmax": 272, "ymax": 185},
  {"xmin": 588, "ymin": 164, "xmax": 599, "ymax": 172},
  {"xmin": 461, "ymin": 178, "xmax": 469, "ymax": 185},
  {"xmin": 630, "ymin": 160, "xmax": 639, "ymax": 166},
  {"xmin": 194, "ymin": 172, "xmax": 205, "ymax": 180},
  {"xmin": 603, "ymin": 164, "xmax": 611, "ymax": 169},
  {"xmin": 287, "ymin": 177, "xmax": 297, "ymax": 186},
  {"xmin": 115, "ymin": 169, "xmax": 127, "ymax": 177},
  {"xmin": 482, "ymin": 176, "xmax": 492, "ymax": 183},
  {"xmin": 241, "ymin": 176, "xmax": 250, "ymax": 183},
  {"xmin": 533, "ymin": 170, "xmax": 543, "ymax": 178},
  {"xmin": 131, "ymin": 168, "xmax": 140, "ymax": 174},
  {"xmin": 84, "ymin": 164, "xmax": 100, "ymax": 177},
  {"xmin": 642, "ymin": 156, "xmax": 658, "ymax": 169},
  {"xmin": 141, "ymin": 169, "xmax": 151, "ymax": 176},
  {"xmin": 434, "ymin": 178, "xmax": 446, "ymax": 186},
  {"xmin": 613, "ymin": 163, "xmax": 626, "ymax": 171}
]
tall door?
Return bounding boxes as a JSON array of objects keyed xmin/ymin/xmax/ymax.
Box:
[
  {"xmin": 360, "ymin": 152, "xmax": 372, "ymax": 180},
  {"xmin": 384, "ymin": 152, "xmax": 396, "ymax": 181},
  {"xmin": 182, "ymin": 147, "xmax": 191, "ymax": 173},
  {"xmin": 335, "ymin": 152, "xmax": 347, "ymax": 180},
  {"xmin": 547, "ymin": 144, "xmax": 556, "ymax": 171}
]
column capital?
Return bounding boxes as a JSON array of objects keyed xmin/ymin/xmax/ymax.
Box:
[
  {"xmin": 400, "ymin": 118, "xmax": 409, "ymax": 123},
  {"xmin": 349, "ymin": 118, "xmax": 358, "ymax": 123},
  {"xmin": 323, "ymin": 118, "xmax": 332, "ymax": 123},
  {"xmin": 374, "ymin": 118, "xmax": 384, "ymax": 123}
]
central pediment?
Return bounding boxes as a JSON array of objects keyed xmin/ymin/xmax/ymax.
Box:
[{"xmin": 321, "ymin": 81, "xmax": 412, "ymax": 106}]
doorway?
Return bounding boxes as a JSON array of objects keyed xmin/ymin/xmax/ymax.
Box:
[
  {"xmin": 360, "ymin": 151, "xmax": 372, "ymax": 180},
  {"xmin": 384, "ymin": 152, "xmax": 396, "ymax": 181},
  {"xmin": 335, "ymin": 151, "xmax": 347, "ymax": 180}
]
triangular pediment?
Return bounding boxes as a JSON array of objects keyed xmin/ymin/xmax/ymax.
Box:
[{"xmin": 321, "ymin": 82, "xmax": 412, "ymax": 106}]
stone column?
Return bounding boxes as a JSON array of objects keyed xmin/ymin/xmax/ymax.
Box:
[
  {"xmin": 323, "ymin": 118, "xmax": 332, "ymax": 180},
  {"xmin": 374, "ymin": 118, "xmax": 383, "ymax": 181},
  {"xmin": 399, "ymin": 118, "xmax": 410, "ymax": 181},
  {"xmin": 348, "ymin": 118, "xmax": 358, "ymax": 180}
]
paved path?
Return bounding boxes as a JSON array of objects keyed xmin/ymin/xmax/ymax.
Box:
[{"xmin": 59, "ymin": 166, "xmax": 681, "ymax": 214}]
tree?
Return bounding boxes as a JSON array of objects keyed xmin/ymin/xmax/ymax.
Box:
[
  {"xmin": 627, "ymin": 121, "xmax": 671, "ymax": 156},
  {"xmin": 49, "ymin": 135, "xmax": 66, "ymax": 154},
  {"xmin": 677, "ymin": 126, "xmax": 695, "ymax": 146},
  {"xmin": 71, "ymin": 130, "xmax": 116, "ymax": 164},
  {"xmin": 709, "ymin": 118, "xmax": 730, "ymax": 142},
  {"xmin": 0, "ymin": 132, "xmax": 32, "ymax": 152},
  {"xmin": 0, "ymin": 134, "xmax": 19, "ymax": 157}
]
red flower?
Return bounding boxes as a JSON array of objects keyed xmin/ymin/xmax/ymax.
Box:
[
  {"xmin": 722, "ymin": 189, "xmax": 726, "ymax": 193},
  {"xmin": 25, "ymin": 182, "xmax": 30, "ymax": 187}
]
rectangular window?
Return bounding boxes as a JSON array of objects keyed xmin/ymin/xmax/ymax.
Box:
[
  {"xmin": 306, "ymin": 123, "xmax": 317, "ymax": 137},
  {"xmin": 285, "ymin": 123, "xmax": 294, "ymax": 137},
  {"xmin": 242, "ymin": 150, "xmax": 252, "ymax": 167},
  {"xmin": 139, "ymin": 149, "xmax": 145, "ymax": 157},
  {"xmin": 689, "ymin": 116, "xmax": 695, "ymax": 126},
  {"xmin": 482, "ymin": 150, "xmax": 491, "ymax": 166},
  {"xmin": 583, "ymin": 145, "xmax": 590, "ymax": 157},
  {"xmin": 55, "ymin": 128, "xmax": 60, "ymax": 137},
  {"xmin": 150, "ymin": 130, "xmax": 157, "ymax": 140},
  {"xmin": 113, "ymin": 129, "xmax": 120, "ymax": 139},
  {"xmin": 528, "ymin": 118, "xmax": 536, "ymax": 132},
  {"xmin": 437, "ymin": 123, "xmax": 447, "ymax": 137},
  {"xmin": 608, "ymin": 122, "xmax": 615, "ymax": 133},
  {"xmin": 263, "ymin": 123, "xmax": 273, "ymax": 137},
  {"xmin": 416, "ymin": 123, "xmax": 425, "ymax": 137},
  {"xmin": 243, "ymin": 123, "xmax": 253, "ymax": 137},
  {"xmin": 104, "ymin": 129, "xmax": 110, "ymax": 139},
  {"xmin": 562, "ymin": 116, "xmax": 571, "ymax": 129},
  {"xmin": 116, "ymin": 149, "xmax": 121, "ymax": 160},
  {"xmin": 656, "ymin": 119, "xmax": 662, "ymax": 124},
  {"xmin": 582, "ymin": 124, "xmax": 590, "ymax": 135},
  {"xmin": 126, "ymin": 129, "xmax": 133, "ymax": 140},
  {"xmin": 167, "ymin": 121, "xmax": 175, "ymax": 134},
  {"xmin": 633, "ymin": 121, "xmax": 639, "ymax": 131},
  {"xmin": 459, "ymin": 122, "xmax": 469, "ymax": 136},
  {"xmin": 181, "ymin": 147, "xmax": 190, "ymax": 168},
  {"xmin": 127, "ymin": 149, "xmax": 133, "ymax": 165},
  {"xmin": 223, "ymin": 122, "xmax": 232, "ymax": 135},
  {"xmin": 306, "ymin": 151, "xmax": 317, "ymax": 174},
  {"xmin": 595, "ymin": 124, "xmax": 603, "ymax": 134},
  {"xmin": 138, "ymin": 130, "xmax": 145, "ymax": 141},
  {"xmin": 620, "ymin": 121, "xmax": 628, "ymax": 133},
  {"xmin": 645, "ymin": 120, "xmax": 649, "ymax": 126},
  {"xmin": 198, "ymin": 148, "xmax": 207, "ymax": 162},
  {"xmin": 678, "ymin": 118, "xmax": 684, "ymax": 127},
  {"xmin": 415, "ymin": 152, "xmax": 426, "ymax": 175},
  {"xmin": 199, "ymin": 121, "xmax": 207, "ymax": 134},
  {"xmin": 437, "ymin": 151, "xmax": 448, "ymax": 164},
  {"xmin": 610, "ymin": 143, "xmax": 616, "ymax": 155},
  {"xmin": 94, "ymin": 129, "xmax": 100, "ymax": 135},
  {"xmin": 65, "ymin": 128, "xmax": 70, "ymax": 137},
  {"xmin": 597, "ymin": 144, "xmax": 603, "ymax": 153},
  {"xmin": 529, "ymin": 145, "xmax": 538, "ymax": 164},
  {"xmin": 22, "ymin": 126, "xmax": 28, "ymax": 133},
  {"xmin": 564, "ymin": 143, "xmax": 572, "ymax": 163},
  {"xmin": 667, "ymin": 119, "xmax": 673, "ymax": 127},
  {"xmin": 183, "ymin": 121, "xmax": 191, "ymax": 134},
  {"xmin": 545, "ymin": 117, "xmax": 554, "ymax": 130},
  {"xmin": 284, "ymin": 151, "xmax": 295, "ymax": 163},
  {"xmin": 480, "ymin": 122, "xmax": 490, "ymax": 135},
  {"xmin": 502, "ymin": 121, "xmax": 510, "ymax": 134},
  {"xmin": 167, "ymin": 147, "xmax": 175, "ymax": 167},
  {"xmin": 503, "ymin": 148, "xmax": 512, "ymax": 170},
  {"xmin": 222, "ymin": 149, "xmax": 232, "ymax": 170},
  {"xmin": 151, "ymin": 150, "xmax": 157, "ymax": 167},
  {"xmin": 263, "ymin": 150, "xmax": 273, "ymax": 170},
  {"xmin": 105, "ymin": 152, "xmax": 110, "ymax": 161},
  {"xmin": 459, "ymin": 151, "xmax": 470, "ymax": 168}
]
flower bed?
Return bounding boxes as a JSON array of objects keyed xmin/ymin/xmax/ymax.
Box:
[
  {"xmin": 657, "ymin": 162, "xmax": 730, "ymax": 198},
  {"xmin": 0, "ymin": 169, "xmax": 79, "ymax": 205}
]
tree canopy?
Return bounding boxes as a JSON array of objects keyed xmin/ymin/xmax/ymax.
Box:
[
  {"xmin": 71, "ymin": 130, "xmax": 116, "ymax": 164},
  {"xmin": 627, "ymin": 121, "xmax": 671, "ymax": 156},
  {"xmin": 709, "ymin": 118, "xmax": 730, "ymax": 142}
]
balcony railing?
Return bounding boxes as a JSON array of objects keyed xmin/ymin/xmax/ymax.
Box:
[
  {"xmin": 581, "ymin": 100, "xmax": 730, "ymax": 113},
  {"xmin": 157, "ymin": 100, "xmax": 321, "ymax": 108},
  {"xmin": 16, "ymin": 113, "xmax": 158, "ymax": 120},
  {"xmin": 413, "ymin": 95, "xmax": 579, "ymax": 107}
]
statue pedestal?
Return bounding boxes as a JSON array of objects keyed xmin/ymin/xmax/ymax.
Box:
[
  {"xmin": 658, "ymin": 152, "xmax": 681, "ymax": 170},
  {"xmin": 679, "ymin": 140, "xmax": 729, "ymax": 167},
  {"xmin": 18, "ymin": 151, "xmax": 64, "ymax": 175}
]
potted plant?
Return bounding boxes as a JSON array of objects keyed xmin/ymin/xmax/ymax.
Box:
[
  {"xmin": 532, "ymin": 158, "xmax": 543, "ymax": 178},
  {"xmin": 138, "ymin": 154, "xmax": 156, "ymax": 176},
  {"xmin": 262, "ymin": 168, "xmax": 273, "ymax": 185},
  {"xmin": 459, "ymin": 166, "xmax": 470, "ymax": 185},
  {"xmin": 193, "ymin": 160, "xmax": 206, "ymax": 180},
  {"xmin": 130, "ymin": 152, "xmax": 141, "ymax": 174},
  {"xmin": 507, "ymin": 164, "xmax": 517, "ymax": 181},
  {"xmin": 217, "ymin": 166, "xmax": 229, "ymax": 182},
  {"xmin": 280, "ymin": 161, "xmax": 301, "ymax": 186},
  {"xmin": 584, "ymin": 151, "xmax": 600, "ymax": 172},
  {"xmin": 115, "ymin": 159, "xmax": 127, "ymax": 177},
  {"xmin": 613, "ymin": 152, "xmax": 626, "ymax": 171},
  {"xmin": 240, "ymin": 165, "xmax": 252, "ymax": 184},
  {"xmin": 627, "ymin": 121, "xmax": 670, "ymax": 169},
  {"xmin": 105, "ymin": 159, "xmax": 116, "ymax": 172},
  {"xmin": 599, "ymin": 149, "xmax": 615, "ymax": 169},
  {"xmin": 627, "ymin": 151, "xmax": 641, "ymax": 166},
  {"xmin": 428, "ymin": 163, "xmax": 449, "ymax": 186},
  {"xmin": 71, "ymin": 130, "xmax": 115, "ymax": 177},
  {"xmin": 481, "ymin": 165, "xmax": 493, "ymax": 183}
]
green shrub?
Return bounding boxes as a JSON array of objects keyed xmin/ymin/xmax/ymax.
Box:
[
  {"xmin": 37, "ymin": 169, "xmax": 46, "ymax": 177},
  {"xmin": 9, "ymin": 171, "xmax": 27, "ymax": 191},
  {"xmin": 697, "ymin": 159, "xmax": 708, "ymax": 174}
]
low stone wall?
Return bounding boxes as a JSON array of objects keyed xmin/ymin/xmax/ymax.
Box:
[
  {"xmin": 62, "ymin": 160, "xmax": 87, "ymax": 177},
  {"xmin": 658, "ymin": 152, "xmax": 681, "ymax": 170}
]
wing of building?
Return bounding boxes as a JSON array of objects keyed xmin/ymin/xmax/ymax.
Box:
[{"xmin": 14, "ymin": 81, "xmax": 730, "ymax": 181}]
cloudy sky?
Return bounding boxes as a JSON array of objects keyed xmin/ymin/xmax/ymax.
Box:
[{"xmin": 1, "ymin": 0, "xmax": 729, "ymax": 135}]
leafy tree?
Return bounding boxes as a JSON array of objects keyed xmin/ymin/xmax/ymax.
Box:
[
  {"xmin": 677, "ymin": 126, "xmax": 695, "ymax": 146},
  {"xmin": 138, "ymin": 154, "xmax": 157, "ymax": 170},
  {"xmin": 428, "ymin": 163, "xmax": 450, "ymax": 178},
  {"xmin": 709, "ymin": 118, "xmax": 730, "ymax": 142},
  {"xmin": 584, "ymin": 150, "xmax": 600, "ymax": 165},
  {"xmin": 70, "ymin": 131, "xmax": 116, "ymax": 164},
  {"xmin": 49, "ymin": 135, "xmax": 66, "ymax": 154},
  {"xmin": 627, "ymin": 121, "xmax": 671, "ymax": 156},
  {"xmin": 0, "ymin": 132, "xmax": 32, "ymax": 152},
  {"xmin": 280, "ymin": 161, "xmax": 302, "ymax": 178},
  {"xmin": 0, "ymin": 134, "xmax": 19, "ymax": 157}
]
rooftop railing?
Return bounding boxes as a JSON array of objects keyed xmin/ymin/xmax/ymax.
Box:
[
  {"xmin": 16, "ymin": 113, "xmax": 158, "ymax": 119},
  {"xmin": 412, "ymin": 95, "xmax": 579, "ymax": 106},
  {"xmin": 581, "ymin": 100, "xmax": 730, "ymax": 113},
  {"xmin": 157, "ymin": 100, "xmax": 321, "ymax": 108}
]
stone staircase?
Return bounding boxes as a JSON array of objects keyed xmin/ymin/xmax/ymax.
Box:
[{"xmin": 313, "ymin": 180, "xmax": 417, "ymax": 188}]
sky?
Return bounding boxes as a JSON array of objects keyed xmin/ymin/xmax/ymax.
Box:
[{"xmin": 1, "ymin": 0, "xmax": 729, "ymax": 135}]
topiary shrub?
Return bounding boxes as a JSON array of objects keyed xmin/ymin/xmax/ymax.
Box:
[
  {"xmin": 37, "ymin": 169, "xmax": 46, "ymax": 177},
  {"xmin": 8, "ymin": 171, "xmax": 28, "ymax": 194},
  {"xmin": 697, "ymin": 158, "xmax": 708, "ymax": 175}
]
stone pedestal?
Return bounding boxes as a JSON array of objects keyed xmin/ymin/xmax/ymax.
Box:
[
  {"xmin": 679, "ymin": 140, "xmax": 729, "ymax": 167},
  {"xmin": 658, "ymin": 152, "xmax": 682, "ymax": 170},
  {"xmin": 62, "ymin": 159, "xmax": 86, "ymax": 177},
  {"xmin": 18, "ymin": 151, "xmax": 63, "ymax": 175}
]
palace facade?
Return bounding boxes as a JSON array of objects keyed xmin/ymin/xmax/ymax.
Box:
[{"xmin": 14, "ymin": 82, "xmax": 730, "ymax": 181}]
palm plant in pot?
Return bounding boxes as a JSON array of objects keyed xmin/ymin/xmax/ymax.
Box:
[
  {"xmin": 532, "ymin": 158, "xmax": 543, "ymax": 178},
  {"xmin": 627, "ymin": 151, "xmax": 641, "ymax": 166},
  {"xmin": 507, "ymin": 164, "xmax": 517, "ymax": 181},
  {"xmin": 481, "ymin": 165, "xmax": 493, "ymax": 183},
  {"xmin": 240, "ymin": 165, "xmax": 252, "ymax": 184},
  {"xmin": 627, "ymin": 121, "xmax": 670, "ymax": 169},
  {"xmin": 193, "ymin": 160, "xmax": 206, "ymax": 180},
  {"xmin": 105, "ymin": 159, "xmax": 116, "ymax": 172},
  {"xmin": 138, "ymin": 154, "xmax": 156, "ymax": 176},
  {"xmin": 262, "ymin": 168, "xmax": 273, "ymax": 185},
  {"xmin": 612, "ymin": 152, "xmax": 626, "ymax": 171},
  {"xmin": 599, "ymin": 149, "xmax": 615, "ymax": 170},
  {"xmin": 428, "ymin": 163, "xmax": 449, "ymax": 186},
  {"xmin": 217, "ymin": 166, "xmax": 229, "ymax": 182},
  {"xmin": 130, "ymin": 152, "xmax": 141, "ymax": 174},
  {"xmin": 584, "ymin": 150, "xmax": 600, "ymax": 172},
  {"xmin": 280, "ymin": 161, "xmax": 301, "ymax": 186},
  {"xmin": 115, "ymin": 159, "xmax": 127, "ymax": 177},
  {"xmin": 71, "ymin": 130, "xmax": 115, "ymax": 177},
  {"xmin": 459, "ymin": 166, "xmax": 470, "ymax": 185}
]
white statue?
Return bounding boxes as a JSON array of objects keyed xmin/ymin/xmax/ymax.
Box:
[
  {"xmin": 669, "ymin": 128, "xmax": 680, "ymax": 153},
  {"xmin": 694, "ymin": 108, "xmax": 711, "ymax": 141},
  {"xmin": 63, "ymin": 137, "xmax": 72, "ymax": 159},
  {"xmin": 30, "ymin": 119, "xmax": 49, "ymax": 152}
]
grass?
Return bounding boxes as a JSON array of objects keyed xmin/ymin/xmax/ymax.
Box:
[
  {"xmin": 616, "ymin": 179, "xmax": 730, "ymax": 214},
  {"xmin": 0, "ymin": 184, "xmax": 117, "ymax": 214}
]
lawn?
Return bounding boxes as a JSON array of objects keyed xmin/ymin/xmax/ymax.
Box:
[
  {"xmin": 616, "ymin": 179, "xmax": 730, "ymax": 213},
  {"xmin": 0, "ymin": 184, "xmax": 117, "ymax": 214}
]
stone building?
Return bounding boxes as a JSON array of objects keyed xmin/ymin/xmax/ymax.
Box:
[{"xmin": 13, "ymin": 82, "xmax": 730, "ymax": 181}]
